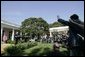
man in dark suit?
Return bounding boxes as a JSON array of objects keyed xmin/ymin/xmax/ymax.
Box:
[{"xmin": 57, "ymin": 14, "xmax": 84, "ymax": 56}]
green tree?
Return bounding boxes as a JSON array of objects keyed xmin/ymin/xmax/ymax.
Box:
[
  {"xmin": 20, "ymin": 17, "xmax": 49, "ymax": 40},
  {"xmin": 49, "ymin": 22, "xmax": 64, "ymax": 28}
]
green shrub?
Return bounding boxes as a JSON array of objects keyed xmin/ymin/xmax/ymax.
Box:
[
  {"xmin": 3, "ymin": 42, "xmax": 53, "ymax": 56},
  {"xmin": 16, "ymin": 41, "xmax": 38, "ymax": 50},
  {"xmin": 16, "ymin": 43, "xmax": 28, "ymax": 50},
  {"xmin": 4, "ymin": 46, "xmax": 23, "ymax": 56}
]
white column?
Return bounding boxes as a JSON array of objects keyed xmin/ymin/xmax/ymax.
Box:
[
  {"xmin": 11, "ymin": 29, "xmax": 14, "ymax": 41},
  {"xmin": 50, "ymin": 31, "xmax": 52, "ymax": 37},
  {"xmin": 20, "ymin": 32, "xmax": 22, "ymax": 40},
  {"xmin": 1, "ymin": 27, "xmax": 3, "ymax": 43}
]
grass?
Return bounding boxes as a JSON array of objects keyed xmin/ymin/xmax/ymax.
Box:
[
  {"xmin": 24, "ymin": 42, "xmax": 68, "ymax": 56},
  {"xmin": 59, "ymin": 47, "xmax": 68, "ymax": 52},
  {"xmin": 59, "ymin": 47, "xmax": 69, "ymax": 56},
  {"xmin": 24, "ymin": 42, "xmax": 53, "ymax": 56},
  {"xmin": 2, "ymin": 42, "xmax": 69, "ymax": 56}
]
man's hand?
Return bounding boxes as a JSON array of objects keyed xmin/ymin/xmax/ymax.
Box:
[{"xmin": 57, "ymin": 15, "xmax": 60, "ymax": 19}]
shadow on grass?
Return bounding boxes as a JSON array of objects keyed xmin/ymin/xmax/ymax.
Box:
[
  {"xmin": 53, "ymin": 48, "xmax": 69, "ymax": 56},
  {"xmin": 60, "ymin": 51, "xmax": 69, "ymax": 56},
  {"xmin": 40, "ymin": 47, "xmax": 69, "ymax": 56},
  {"xmin": 26, "ymin": 47, "xmax": 42, "ymax": 56},
  {"xmin": 24, "ymin": 46, "xmax": 53, "ymax": 56},
  {"xmin": 24, "ymin": 46, "xmax": 69, "ymax": 56},
  {"xmin": 26, "ymin": 47, "xmax": 53, "ymax": 56},
  {"xmin": 39, "ymin": 47, "xmax": 52, "ymax": 56}
]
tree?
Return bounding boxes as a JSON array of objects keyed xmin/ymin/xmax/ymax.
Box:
[
  {"xmin": 49, "ymin": 22, "xmax": 64, "ymax": 28},
  {"xmin": 20, "ymin": 17, "xmax": 49, "ymax": 40}
]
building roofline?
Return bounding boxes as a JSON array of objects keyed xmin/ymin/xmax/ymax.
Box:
[
  {"xmin": 1, "ymin": 19, "xmax": 20, "ymax": 28},
  {"xmin": 49, "ymin": 26, "xmax": 69, "ymax": 30}
]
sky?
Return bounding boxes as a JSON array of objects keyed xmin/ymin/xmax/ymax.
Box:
[{"xmin": 1, "ymin": 1, "xmax": 84, "ymax": 25}]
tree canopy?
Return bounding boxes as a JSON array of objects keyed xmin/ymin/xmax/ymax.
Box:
[
  {"xmin": 20, "ymin": 17, "xmax": 49, "ymax": 38},
  {"xmin": 49, "ymin": 22, "xmax": 64, "ymax": 28}
]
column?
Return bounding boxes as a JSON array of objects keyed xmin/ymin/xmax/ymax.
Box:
[
  {"xmin": 50, "ymin": 31, "xmax": 52, "ymax": 37},
  {"xmin": 11, "ymin": 29, "xmax": 14, "ymax": 41},
  {"xmin": 1, "ymin": 27, "xmax": 3, "ymax": 43},
  {"xmin": 20, "ymin": 32, "xmax": 22, "ymax": 40}
]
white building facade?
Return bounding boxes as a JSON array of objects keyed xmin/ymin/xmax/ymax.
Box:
[
  {"xmin": 1, "ymin": 20, "xmax": 20, "ymax": 43},
  {"xmin": 49, "ymin": 26, "xmax": 69, "ymax": 37}
]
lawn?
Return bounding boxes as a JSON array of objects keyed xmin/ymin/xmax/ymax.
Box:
[
  {"xmin": 24, "ymin": 42, "xmax": 53, "ymax": 56},
  {"xmin": 1, "ymin": 42, "xmax": 69, "ymax": 56}
]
